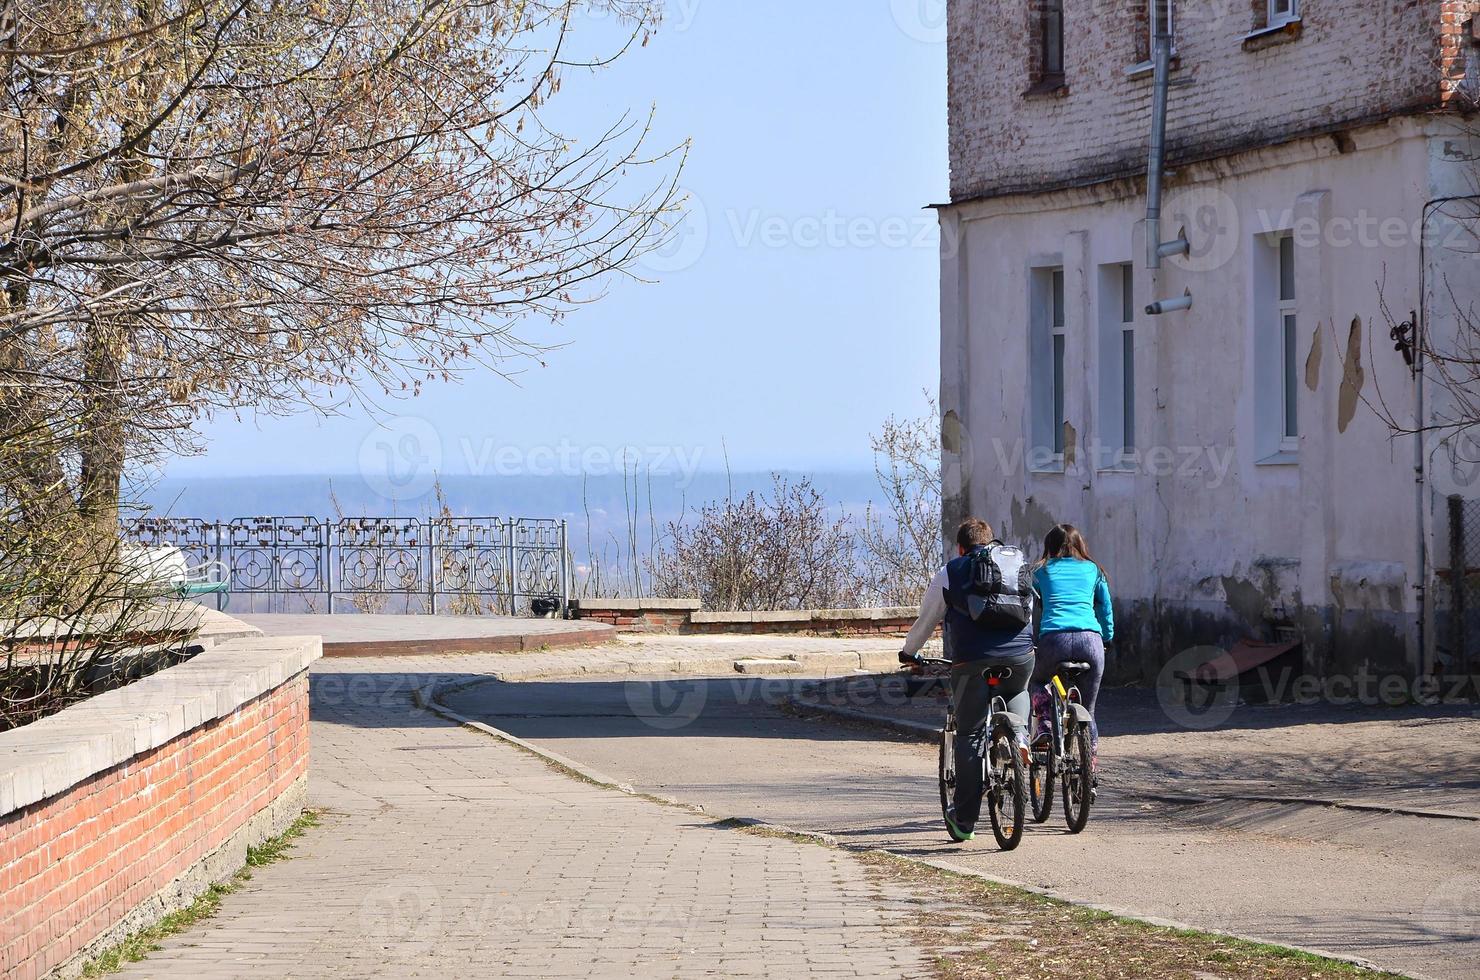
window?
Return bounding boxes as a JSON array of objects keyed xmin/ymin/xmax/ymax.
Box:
[
  {"xmin": 1148, "ymin": 0, "xmax": 1174, "ymax": 52},
  {"xmin": 1031, "ymin": 265, "xmax": 1068, "ymax": 467},
  {"xmin": 1052, "ymin": 269, "xmax": 1067, "ymax": 455},
  {"xmin": 1041, "ymin": 0, "xmax": 1065, "ymax": 78},
  {"xmin": 1120, "ymin": 264, "xmax": 1136, "ymax": 452},
  {"xmin": 1255, "ymin": 232, "xmax": 1299, "ymax": 462},
  {"xmin": 1278, "ymin": 235, "xmax": 1298, "ymax": 448},
  {"xmin": 1268, "ymin": 0, "xmax": 1299, "ymax": 27},
  {"xmin": 1097, "ymin": 263, "xmax": 1136, "ymax": 466}
]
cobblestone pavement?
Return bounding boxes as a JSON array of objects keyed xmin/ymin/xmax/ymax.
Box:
[{"xmin": 115, "ymin": 648, "xmax": 933, "ymax": 980}]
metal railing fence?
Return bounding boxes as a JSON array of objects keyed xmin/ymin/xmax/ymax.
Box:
[{"xmin": 125, "ymin": 516, "xmax": 569, "ymax": 616}]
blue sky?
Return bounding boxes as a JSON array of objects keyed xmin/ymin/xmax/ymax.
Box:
[{"xmin": 171, "ymin": 1, "xmax": 948, "ymax": 481}]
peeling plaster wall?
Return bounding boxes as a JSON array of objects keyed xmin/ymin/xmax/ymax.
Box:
[{"xmin": 939, "ymin": 118, "xmax": 1468, "ymax": 681}]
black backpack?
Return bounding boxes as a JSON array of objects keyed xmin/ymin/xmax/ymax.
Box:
[{"xmin": 953, "ymin": 540, "xmax": 1036, "ymax": 630}]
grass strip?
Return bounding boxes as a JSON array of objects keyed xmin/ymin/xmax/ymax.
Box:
[{"xmin": 80, "ymin": 810, "xmax": 321, "ymax": 977}]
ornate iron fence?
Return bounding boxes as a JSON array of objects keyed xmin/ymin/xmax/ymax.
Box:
[{"xmin": 126, "ymin": 516, "xmax": 569, "ymax": 616}]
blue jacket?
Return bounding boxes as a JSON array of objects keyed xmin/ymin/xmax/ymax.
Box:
[{"xmin": 1033, "ymin": 558, "xmax": 1114, "ymax": 641}]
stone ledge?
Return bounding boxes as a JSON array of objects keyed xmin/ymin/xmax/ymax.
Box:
[
  {"xmin": 0, "ymin": 633, "xmax": 322, "ymax": 818},
  {"xmin": 691, "ymin": 607, "xmax": 917, "ymax": 625},
  {"xmin": 570, "ymin": 598, "xmax": 702, "ymax": 612}
]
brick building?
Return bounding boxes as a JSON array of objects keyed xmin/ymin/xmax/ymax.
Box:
[{"xmin": 937, "ymin": 0, "xmax": 1480, "ymax": 682}]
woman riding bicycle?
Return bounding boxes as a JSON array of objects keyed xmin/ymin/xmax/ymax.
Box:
[
  {"xmin": 1031, "ymin": 524, "xmax": 1113, "ymax": 767},
  {"xmin": 899, "ymin": 518, "xmax": 1035, "ymax": 842}
]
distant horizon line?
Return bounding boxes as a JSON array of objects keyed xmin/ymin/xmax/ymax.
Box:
[{"xmin": 150, "ymin": 466, "xmax": 882, "ymax": 481}]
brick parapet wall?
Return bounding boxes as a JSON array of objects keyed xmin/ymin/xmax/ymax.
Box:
[
  {"xmin": 0, "ymin": 634, "xmax": 320, "ymax": 980},
  {"xmin": 948, "ymin": 0, "xmax": 1463, "ymax": 202}
]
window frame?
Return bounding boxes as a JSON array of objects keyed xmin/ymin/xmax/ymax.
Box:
[
  {"xmin": 1267, "ymin": 0, "xmax": 1299, "ymax": 29},
  {"xmin": 1041, "ymin": 0, "xmax": 1066, "ymax": 80},
  {"xmin": 1148, "ymin": 0, "xmax": 1174, "ymax": 55},
  {"xmin": 1277, "ymin": 235, "xmax": 1299, "ymax": 452},
  {"xmin": 1051, "ymin": 268, "xmax": 1067, "ymax": 458},
  {"xmin": 1119, "ymin": 263, "xmax": 1136, "ymax": 457}
]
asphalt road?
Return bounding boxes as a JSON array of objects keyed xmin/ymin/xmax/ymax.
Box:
[{"xmin": 442, "ymin": 674, "xmax": 1480, "ymax": 980}]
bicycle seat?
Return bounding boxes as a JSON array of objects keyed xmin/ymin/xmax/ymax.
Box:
[{"xmin": 1057, "ymin": 661, "xmax": 1092, "ymax": 676}]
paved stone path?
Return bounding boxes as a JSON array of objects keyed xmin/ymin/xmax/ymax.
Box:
[{"xmin": 116, "ymin": 651, "xmax": 931, "ymax": 979}]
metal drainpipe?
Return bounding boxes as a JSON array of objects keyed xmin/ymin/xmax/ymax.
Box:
[{"xmin": 1146, "ymin": 28, "xmax": 1172, "ymax": 272}]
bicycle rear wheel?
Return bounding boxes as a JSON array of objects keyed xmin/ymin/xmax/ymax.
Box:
[
  {"xmin": 987, "ymin": 726, "xmax": 1026, "ymax": 851},
  {"xmin": 1062, "ymin": 722, "xmax": 1093, "ymax": 834}
]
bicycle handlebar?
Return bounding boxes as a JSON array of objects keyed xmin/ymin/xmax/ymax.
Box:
[{"xmin": 900, "ymin": 652, "xmax": 952, "ymax": 669}]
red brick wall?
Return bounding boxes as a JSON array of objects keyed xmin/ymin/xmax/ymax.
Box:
[
  {"xmin": 576, "ymin": 609, "xmax": 691, "ymax": 632},
  {"xmin": 0, "ymin": 672, "xmax": 311, "ymax": 980},
  {"xmin": 949, "ymin": 0, "xmax": 1453, "ymax": 202}
]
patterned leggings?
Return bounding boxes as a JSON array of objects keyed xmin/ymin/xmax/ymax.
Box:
[{"xmin": 1030, "ymin": 630, "xmax": 1105, "ymax": 751}]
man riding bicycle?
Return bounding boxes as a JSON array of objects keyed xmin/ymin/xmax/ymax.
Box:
[{"xmin": 899, "ymin": 518, "xmax": 1036, "ymax": 842}]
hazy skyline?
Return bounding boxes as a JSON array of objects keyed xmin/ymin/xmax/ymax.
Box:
[{"xmin": 169, "ymin": 3, "xmax": 948, "ymax": 483}]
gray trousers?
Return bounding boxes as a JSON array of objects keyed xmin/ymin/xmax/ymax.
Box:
[{"xmin": 948, "ymin": 648, "xmax": 1035, "ymax": 826}]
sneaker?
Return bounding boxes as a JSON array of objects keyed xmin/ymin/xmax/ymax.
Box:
[
  {"xmin": 944, "ymin": 807, "xmax": 975, "ymax": 842},
  {"xmin": 1032, "ymin": 731, "xmax": 1052, "ymax": 750}
]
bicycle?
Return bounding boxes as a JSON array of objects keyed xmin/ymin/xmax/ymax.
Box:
[
  {"xmin": 904, "ymin": 654, "xmax": 1030, "ymax": 851},
  {"xmin": 1028, "ymin": 660, "xmax": 1096, "ymax": 833}
]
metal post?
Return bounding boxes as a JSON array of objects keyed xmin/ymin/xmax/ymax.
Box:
[
  {"xmin": 327, "ymin": 520, "xmax": 337, "ymax": 615},
  {"xmin": 427, "ymin": 518, "xmax": 438, "ymax": 615},
  {"xmin": 505, "ymin": 519, "xmax": 517, "ymax": 617},
  {"xmin": 558, "ymin": 520, "xmax": 570, "ymax": 617},
  {"xmin": 1450, "ymin": 495, "xmax": 1467, "ymax": 674}
]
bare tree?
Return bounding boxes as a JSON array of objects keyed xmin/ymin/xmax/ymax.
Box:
[
  {"xmin": 0, "ymin": 0, "xmax": 682, "ymax": 538},
  {"xmin": 858, "ymin": 393, "xmax": 942, "ymax": 606},
  {"xmin": 649, "ymin": 473, "xmax": 859, "ymax": 612}
]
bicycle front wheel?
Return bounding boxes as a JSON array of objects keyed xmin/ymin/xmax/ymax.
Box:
[
  {"xmin": 1062, "ymin": 722, "xmax": 1093, "ymax": 834},
  {"xmin": 938, "ymin": 723, "xmax": 956, "ymax": 823},
  {"xmin": 1030, "ymin": 746, "xmax": 1054, "ymax": 824},
  {"xmin": 987, "ymin": 726, "xmax": 1026, "ymax": 851}
]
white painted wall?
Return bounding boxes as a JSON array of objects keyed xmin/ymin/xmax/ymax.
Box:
[{"xmin": 939, "ymin": 118, "xmax": 1474, "ymax": 677}]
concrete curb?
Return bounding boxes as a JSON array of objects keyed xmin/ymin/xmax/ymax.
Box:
[
  {"xmin": 322, "ymin": 624, "xmax": 616, "ymax": 658},
  {"xmin": 416, "ymin": 677, "xmax": 1398, "ymax": 978}
]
